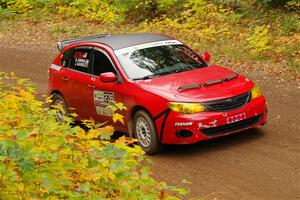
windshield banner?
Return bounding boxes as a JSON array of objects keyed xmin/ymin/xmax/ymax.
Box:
[{"xmin": 114, "ymin": 40, "xmax": 182, "ymax": 56}]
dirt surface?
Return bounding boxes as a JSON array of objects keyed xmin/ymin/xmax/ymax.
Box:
[{"xmin": 0, "ymin": 44, "xmax": 299, "ymax": 200}]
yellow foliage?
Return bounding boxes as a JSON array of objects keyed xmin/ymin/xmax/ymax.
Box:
[
  {"xmin": 0, "ymin": 72, "xmax": 186, "ymax": 199},
  {"xmin": 112, "ymin": 113, "xmax": 125, "ymax": 124},
  {"xmin": 246, "ymin": 26, "xmax": 272, "ymax": 55}
]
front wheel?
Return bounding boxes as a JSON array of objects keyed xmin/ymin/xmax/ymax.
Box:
[{"xmin": 133, "ymin": 110, "xmax": 163, "ymax": 155}]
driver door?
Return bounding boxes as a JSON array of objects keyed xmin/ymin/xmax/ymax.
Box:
[{"xmin": 87, "ymin": 48, "xmax": 126, "ymax": 129}]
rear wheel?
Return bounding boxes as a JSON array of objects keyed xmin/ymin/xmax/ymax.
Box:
[
  {"xmin": 51, "ymin": 93, "xmax": 69, "ymax": 123},
  {"xmin": 133, "ymin": 110, "xmax": 163, "ymax": 155}
]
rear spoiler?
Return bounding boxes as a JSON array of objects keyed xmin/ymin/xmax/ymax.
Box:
[{"xmin": 57, "ymin": 34, "xmax": 111, "ymax": 52}]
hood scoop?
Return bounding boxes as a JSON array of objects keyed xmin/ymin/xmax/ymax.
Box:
[{"xmin": 178, "ymin": 73, "xmax": 238, "ymax": 92}]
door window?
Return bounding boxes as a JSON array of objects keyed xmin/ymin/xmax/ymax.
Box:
[{"xmin": 92, "ymin": 50, "xmax": 116, "ymax": 76}]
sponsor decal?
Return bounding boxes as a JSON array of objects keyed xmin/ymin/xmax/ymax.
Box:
[
  {"xmin": 175, "ymin": 122, "xmax": 193, "ymax": 127},
  {"xmin": 96, "ymin": 107, "xmax": 113, "ymax": 117},
  {"xmin": 198, "ymin": 120, "xmax": 217, "ymax": 128},
  {"xmin": 75, "ymin": 58, "xmax": 89, "ymax": 68},
  {"xmin": 50, "ymin": 64, "xmax": 61, "ymax": 71},
  {"xmin": 226, "ymin": 113, "xmax": 246, "ymax": 124},
  {"xmin": 93, "ymin": 90, "xmax": 115, "ymax": 116},
  {"xmin": 74, "ymin": 51, "xmax": 88, "ymax": 59},
  {"xmin": 74, "ymin": 51, "xmax": 89, "ymax": 68},
  {"xmin": 114, "ymin": 40, "xmax": 182, "ymax": 56},
  {"xmin": 94, "ymin": 91, "xmax": 114, "ymax": 105}
]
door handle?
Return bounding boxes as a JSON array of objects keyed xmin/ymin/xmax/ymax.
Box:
[
  {"xmin": 88, "ymin": 84, "xmax": 96, "ymax": 88},
  {"xmin": 62, "ymin": 76, "xmax": 70, "ymax": 81}
]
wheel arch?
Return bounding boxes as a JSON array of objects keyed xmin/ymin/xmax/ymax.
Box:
[
  {"xmin": 50, "ymin": 90, "xmax": 63, "ymax": 98},
  {"xmin": 128, "ymin": 105, "xmax": 154, "ymax": 138}
]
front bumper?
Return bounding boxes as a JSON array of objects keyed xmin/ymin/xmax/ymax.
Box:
[{"xmin": 159, "ymin": 96, "xmax": 267, "ymax": 144}]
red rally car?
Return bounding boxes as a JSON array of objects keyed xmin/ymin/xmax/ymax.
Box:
[{"xmin": 48, "ymin": 33, "xmax": 267, "ymax": 154}]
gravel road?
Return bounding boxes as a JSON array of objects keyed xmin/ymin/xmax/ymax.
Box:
[{"xmin": 1, "ymin": 45, "xmax": 299, "ymax": 200}]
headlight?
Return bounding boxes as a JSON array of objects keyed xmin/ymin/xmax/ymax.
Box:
[
  {"xmin": 168, "ymin": 102, "xmax": 207, "ymax": 114},
  {"xmin": 250, "ymin": 84, "xmax": 262, "ymax": 100}
]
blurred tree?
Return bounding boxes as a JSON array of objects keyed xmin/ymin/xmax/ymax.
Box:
[{"xmin": 255, "ymin": 0, "xmax": 295, "ymax": 8}]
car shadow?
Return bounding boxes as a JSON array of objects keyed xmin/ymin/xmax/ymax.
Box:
[{"xmin": 157, "ymin": 128, "xmax": 265, "ymax": 157}]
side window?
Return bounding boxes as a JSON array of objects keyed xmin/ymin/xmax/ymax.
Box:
[
  {"xmin": 61, "ymin": 48, "xmax": 92, "ymax": 74},
  {"xmin": 92, "ymin": 50, "xmax": 116, "ymax": 76}
]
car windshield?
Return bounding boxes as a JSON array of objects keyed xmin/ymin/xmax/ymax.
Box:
[{"xmin": 115, "ymin": 44, "xmax": 208, "ymax": 80}]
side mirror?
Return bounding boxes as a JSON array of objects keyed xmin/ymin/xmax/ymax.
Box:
[
  {"xmin": 99, "ymin": 72, "xmax": 117, "ymax": 83},
  {"xmin": 202, "ymin": 52, "xmax": 211, "ymax": 63}
]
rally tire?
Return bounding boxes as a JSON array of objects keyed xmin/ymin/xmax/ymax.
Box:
[
  {"xmin": 51, "ymin": 93, "xmax": 69, "ymax": 123},
  {"xmin": 133, "ymin": 110, "xmax": 163, "ymax": 155}
]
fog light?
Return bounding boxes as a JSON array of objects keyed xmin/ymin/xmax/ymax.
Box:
[{"xmin": 176, "ymin": 130, "xmax": 193, "ymax": 138}]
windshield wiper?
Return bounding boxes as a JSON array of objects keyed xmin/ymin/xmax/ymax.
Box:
[
  {"xmin": 133, "ymin": 75, "xmax": 156, "ymax": 81},
  {"xmin": 190, "ymin": 63, "xmax": 207, "ymax": 68},
  {"xmin": 173, "ymin": 68, "xmax": 187, "ymax": 73},
  {"xmin": 133, "ymin": 71, "xmax": 173, "ymax": 81},
  {"xmin": 133, "ymin": 64, "xmax": 206, "ymax": 81},
  {"xmin": 172, "ymin": 64, "xmax": 200, "ymax": 74}
]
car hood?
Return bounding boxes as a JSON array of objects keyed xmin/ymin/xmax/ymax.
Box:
[{"xmin": 135, "ymin": 65, "xmax": 254, "ymax": 102}]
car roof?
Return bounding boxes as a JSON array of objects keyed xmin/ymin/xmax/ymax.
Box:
[
  {"xmin": 95, "ymin": 33, "xmax": 173, "ymax": 50},
  {"xmin": 58, "ymin": 33, "xmax": 173, "ymax": 52}
]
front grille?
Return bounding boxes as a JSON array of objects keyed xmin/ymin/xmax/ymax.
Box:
[
  {"xmin": 201, "ymin": 114, "xmax": 262, "ymax": 136},
  {"xmin": 203, "ymin": 92, "xmax": 250, "ymax": 112}
]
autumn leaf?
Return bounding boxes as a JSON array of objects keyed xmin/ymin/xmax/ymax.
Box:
[
  {"xmin": 114, "ymin": 102, "xmax": 127, "ymax": 111},
  {"xmin": 112, "ymin": 113, "xmax": 125, "ymax": 124}
]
